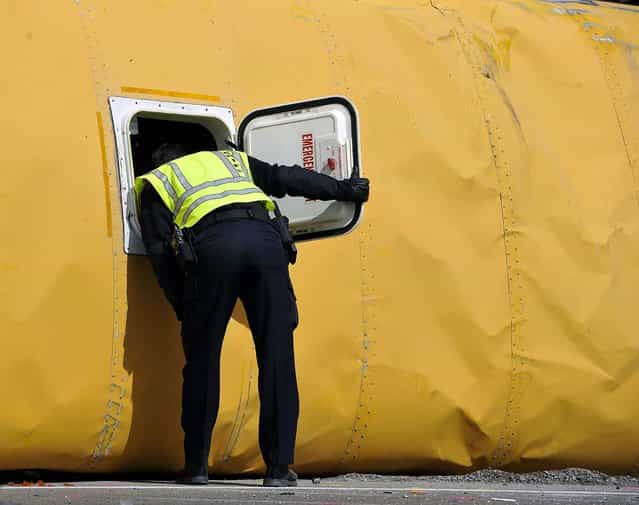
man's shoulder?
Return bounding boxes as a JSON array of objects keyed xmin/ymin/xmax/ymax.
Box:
[{"xmin": 140, "ymin": 183, "xmax": 163, "ymax": 205}]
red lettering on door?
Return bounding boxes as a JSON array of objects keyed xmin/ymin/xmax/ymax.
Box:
[{"xmin": 301, "ymin": 133, "xmax": 314, "ymax": 170}]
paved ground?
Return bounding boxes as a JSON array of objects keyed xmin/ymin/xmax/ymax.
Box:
[{"xmin": 2, "ymin": 470, "xmax": 639, "ymax": 505}]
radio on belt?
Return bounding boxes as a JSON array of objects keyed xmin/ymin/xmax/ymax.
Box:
[{"xmin": 315, "ymin": 134, "xmax": 346, "ymax": 178}]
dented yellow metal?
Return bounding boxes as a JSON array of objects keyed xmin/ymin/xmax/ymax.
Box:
[{"xmin": 1, "ymin": 0, "xmax": 639, "ymax": 474}]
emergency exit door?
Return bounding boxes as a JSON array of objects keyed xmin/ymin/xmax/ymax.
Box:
[{"xmin": 239, "ymin": 96, "xmax": 363, "ymax": 241}]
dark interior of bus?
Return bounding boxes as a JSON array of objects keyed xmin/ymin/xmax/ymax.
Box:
[{"xmin": 130, "ymin": 116, "xmax": 218, "ymax": 177}]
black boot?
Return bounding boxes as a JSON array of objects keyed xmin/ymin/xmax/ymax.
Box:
[
  {"xmin": 176, "ymin": 461, "xmax": 209, "ymax": 485},
  {"xmin": 263, "ymin": 465, "xmax": 298, "ymax": 487}
]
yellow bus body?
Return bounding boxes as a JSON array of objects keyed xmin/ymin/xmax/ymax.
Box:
[{"xmin": 1, "ymin": 0, "xmax": 639, "ymax": 474}]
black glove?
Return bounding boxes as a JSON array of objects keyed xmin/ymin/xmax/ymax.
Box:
[{"xmin": 345, "ymin": 173, "xmax": 370, "ymax": 203}]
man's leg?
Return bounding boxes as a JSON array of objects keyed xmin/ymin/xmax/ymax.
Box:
[
  {"xmin": 179, "ymin": 231, "xmax": 241, "ymax": 482},
  {"xmin": 240, "ymin": 226, "xmax": 299, "ymax": 483}
]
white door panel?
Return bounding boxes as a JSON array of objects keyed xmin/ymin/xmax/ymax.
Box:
[{"xmin": 239, "ymin": 96, "xmax": 362, "ymax": 240}]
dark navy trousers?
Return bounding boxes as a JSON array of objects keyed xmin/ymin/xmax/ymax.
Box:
[{"xmin": 180, "ymin": 218, "xmax": 299, "ymax": 468}]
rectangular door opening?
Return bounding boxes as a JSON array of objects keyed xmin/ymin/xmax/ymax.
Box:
[{"xmin": 109, "ymin": 96, "xmax": 236, "ymax": 254}]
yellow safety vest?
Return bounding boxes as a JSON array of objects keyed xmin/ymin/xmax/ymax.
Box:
[{"xmin": 134, "ymin": 150, "xmax": 275, "ymax": 229}]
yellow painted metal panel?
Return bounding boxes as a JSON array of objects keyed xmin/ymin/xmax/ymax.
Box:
[
  {"xmin": 1, "ymin": 0, "xmax": 638, "ymax": 474},
  {"xmin": 0, "ymin": 1, "xmax": 119, "ymax": 471}
]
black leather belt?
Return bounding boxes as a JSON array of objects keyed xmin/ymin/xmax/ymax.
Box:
[{"xmin": 192, "ymin": 203, "xmax": 270, "ymax": 235}]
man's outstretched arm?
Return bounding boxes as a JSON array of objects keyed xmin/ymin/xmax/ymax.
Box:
[{"xmin": 248, "ymin": 156, "xmax": 369, "ymax": 202}]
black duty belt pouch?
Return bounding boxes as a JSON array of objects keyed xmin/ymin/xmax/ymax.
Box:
[
  {"xmin": 171, "ymin": 225, "xmax": 198, "ymax": 270},
  {"xmin": 271, "ymin": 201, "xmax": 297, "ymax": 265}
]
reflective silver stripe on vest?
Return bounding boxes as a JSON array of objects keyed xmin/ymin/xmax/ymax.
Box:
[
  {"xmin": 233, "ymin": 151, "xmax": 245, "ymax": 177},
  {"xmin": 214, "ymin": 151, "xmax": 241, "ymax": 179},
  {"xmin": 168, "ymin": 162, "xmax": 192, "ymax": 191},
  {"xmin": 180, "ymin": 187, "xmax": 264, "ymax": 227},
  {"xmin": 232, "ymin": 151, "xmax": 247, "ymax": 178},
  {"xmin": 172, "ymin": 175, "xmax": 251, "ymax": 219},
  {"xmin": 150, "ymin": 169, "xmax": 177, "ymax": 203}
]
